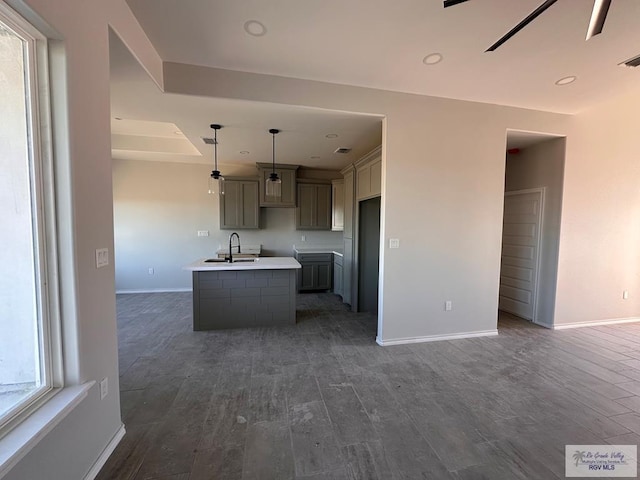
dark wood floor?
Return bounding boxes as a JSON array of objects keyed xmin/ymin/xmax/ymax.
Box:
[{"xmin": 97, "ymin": 292, "xmax": 640, "ymax": 479}]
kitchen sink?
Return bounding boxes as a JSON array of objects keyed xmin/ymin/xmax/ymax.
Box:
[{"xmin": 204, "ymin": 258, "xmax": 257, "ymax": 263}]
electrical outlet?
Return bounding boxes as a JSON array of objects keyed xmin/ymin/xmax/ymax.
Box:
[
  {"xmin": 623, "ymin": 290, "xmax": 629, "ymax": 299},
  {"xmin": 95, "ymin": 248, "xmax": 109, "ymax": 268},
  {"xmin": 100, "ymin": 377, "xmax": 108, "ymax": 400},
  {"xmin": 148, "ymin": 267, "xmax": 154, "ymax": 275},
  {"xmin": 389, "ymin": 238, "xmax": 400, "ymax": 249},
  {"xmin": 445, "ymin": 301, "xmax": 452, "ymax": 311},
  {"xmin": 301, "ymin": 235, "xmax": 306, "ymax": 242},
  {"xmin": 197, "ymin": 230, "xmax": 209, "ymax": 237}
]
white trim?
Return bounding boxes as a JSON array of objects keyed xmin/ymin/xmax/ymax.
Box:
[
  {"xmin": 83, "ymin": 424, "xmax": 126, "ymax": 480},
  {"xmin": 0, "ymin": 382, "xmax": 94, "ymax": 479},
  {"xmin": 115, "ymin": 288, "xmax": 192, "ymax": 294},
  {"xmin": 553, "ymin": 317, "xmax": 640, "ymax": 330},
  {"xmin": 376, "ymin": 329, "xmax": 498, "ymax": 346}
]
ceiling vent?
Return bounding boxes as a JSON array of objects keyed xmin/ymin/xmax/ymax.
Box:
[
  {"xmin": 621, "ymin": 54, "xmax": 640, "ymax": 67},
  {"xmin": 202, "ymin": 137, "xmax": 218, "ymax": 145},
  {"xmin": 334, "ymin": 147, "xmax": 351, "ymax": 154}
]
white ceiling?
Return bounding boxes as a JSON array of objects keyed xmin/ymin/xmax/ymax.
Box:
[
  {"xmin": 125, "ymin": 0, "xmax": 640, "ymax": 114},
  {"xmin": 110, "ymin": 34, "xmax": 383, "ymax": 169}
]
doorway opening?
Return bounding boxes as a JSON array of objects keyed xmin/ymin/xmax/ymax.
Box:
[
  {"xmin": 358, "ymin": 196, "xmax": 381, "ymax": 314},
  {"xmin": 499, "ymin": 130, "xmax": 566, "ymax": 329}
]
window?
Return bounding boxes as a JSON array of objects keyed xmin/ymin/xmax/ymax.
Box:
[{"xmin": 0, "ymin": 4, "xmax": 58, "ymax": 434}]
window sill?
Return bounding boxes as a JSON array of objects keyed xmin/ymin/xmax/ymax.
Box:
[{"xmin": 0, "ymin": 381, "xmax": 95, "ymax": 479}]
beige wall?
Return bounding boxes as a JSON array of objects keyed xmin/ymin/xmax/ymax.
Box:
[
  {"xmin": 112, "ymin": 159, "xmax": 343, "ymax": 292},
  {"xmin": 4, "ymin": 0, "xmax": 159, "ymax": 478},
  {"xmin": 505, "ymin": 138, "xmax": 565, "ymax": 327},
  {"xmin": 555, "ymin": 91, "xmax": 640, "ymax": 326}
]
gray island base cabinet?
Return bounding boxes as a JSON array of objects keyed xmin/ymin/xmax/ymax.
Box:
[{"xmin": 185, "ymin": 258, "xmax": 301, "ymax": 330}]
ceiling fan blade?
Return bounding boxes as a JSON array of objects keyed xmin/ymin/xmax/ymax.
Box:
[
  {"xmin": 586, "ymin": 0, "xmax": 611, "ymax": 40},
  {"xmin": 443, "ymin": 0, "xmax": 470, "ymax": 8},
  {"xmin": 486, "ymin": 0, "xmax": 558, "ymax": 52}
]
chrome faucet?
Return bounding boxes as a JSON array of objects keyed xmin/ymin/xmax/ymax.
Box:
[{"xmin": 227, "ymin": 232, "xmax": 241, "ymax": 262}]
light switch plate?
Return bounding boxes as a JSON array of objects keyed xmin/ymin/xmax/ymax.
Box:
[
  {"xmin": 100, "ymin": 377, "xmax": 108, "ymax": 399},
  {"xmin": 389, "ymin": 238, "xmax": 400, "ymax": 249},
  {"xmin": 95, "ymin": 248, "xmax": 109, "ymax": 268},
  {"xmin": 197, "ymin": 230, "xmax": 209, "ymax": 237}
]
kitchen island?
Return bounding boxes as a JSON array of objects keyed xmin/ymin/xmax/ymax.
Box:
[{"xmin": 184, "ymin": 257, "xmax": 301, "ymax": 330}]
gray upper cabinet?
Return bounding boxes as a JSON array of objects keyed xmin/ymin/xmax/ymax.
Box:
[
  {"xmin": 342, "ymin": 167, "xmax": 355, "ymax": 239},
  {"xmin": 331, "ymin": 179, "xmax": 344, "ymax": 231},
  {"xmin": 355, "ymin": 148, "xmax": 382, "ymax": 201},
  {"xmin": 256, "ymin": 163, "xmax": 299, "ymax": 207},
  {"xmin": 296, "ymin": 181, "xmax": 331, "ymax": 230},
  {"xmin": 220, "ymin": 177, "xmax": 260, "ymax": 229}
]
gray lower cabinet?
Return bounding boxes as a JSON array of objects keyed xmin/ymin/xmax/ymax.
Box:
[
  {"xmin": 295, "ymin": 253, "xmax": 333, "ymax": 291},
  {"xmin": 333, "ymin": 254, "xmax": 343, "ymax": 297},
  {"xmin": 192, "ymin": 269, "xmax": 297, "ymax": 330},
  {"xmin": 220, "ymin": 178, "xmax": 259, "ymax": 229},
  {"xmin": 296, "ymin": 181, "xmax": 331, "ymax": 230}
]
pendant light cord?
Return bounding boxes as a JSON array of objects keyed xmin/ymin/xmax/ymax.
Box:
[
  {"xmin": 271, "ymin": 130, "xmax": 276, "ymax": 174},
  {"xmin": 214, "ymin": 128, "xmax": 218, "ymax": 171}
]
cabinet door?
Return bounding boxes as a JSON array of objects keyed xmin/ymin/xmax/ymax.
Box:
[
  {"xmin": 298, "ymin": 263, "xmax": 316, "ymax": 290},
  {"xmin": 220, "ymin": 181, "xmax": 240, "ymax": 228},
  {"xmin": 296, "ymin": 183, "xmax": 331, "ymax": 230},
  {"xmin": 279, "ymin": 169, "xmax": 296, "ymax": 206},
  {"xmin": 240, "ymin": 181, "xmax": 259, "ymax": 228},
  {"xmin": 370, "ymin": 158, "xmax": 382, "ymax": 197},
  {"xmin": 343, "ymin": 170, "xmax": 354, "ymax": 239},
  {"xmin": 220, "ymin": 180, "xmax": 259, "ymax": 229},
  {"xmin": 316, "ymin": 184, "xmax": 331, "ymax": 230},
  {"xmin": 356, "ymin": 164, "xmax": 371, "ymax": 200},
  {"xmin": 332, "ymin": 180, "xmax": 344, "ymax": 231},
  {"xmin": 259, "ymin": 167, "xmax": 297, "ymax": 207},
  {"xmin": 297, "ymin": 183, "xmax": 316, "ymax": 229},
  {"xmin": 316, "ymin": 263, "xmax": 332, "ymax": 290}
]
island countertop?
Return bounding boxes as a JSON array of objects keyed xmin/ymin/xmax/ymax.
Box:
[{"xmin": 184, "ymin": 257, "xmax": 301, "ymax": 272}]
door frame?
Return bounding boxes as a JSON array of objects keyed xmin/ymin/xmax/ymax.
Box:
[{"xmin": 501, "ymin": 187, "xmax": 545, "ymax": 325}]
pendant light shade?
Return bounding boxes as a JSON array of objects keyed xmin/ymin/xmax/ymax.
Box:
[
  {"xmin": 208, "ymin": 124, "xmax": 225, "ymax": 195},
  {"xmin": 266, "ymin": 129, "xmax": 282, "ymax": 197}
]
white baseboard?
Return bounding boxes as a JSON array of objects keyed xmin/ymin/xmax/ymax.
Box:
[
  {"xmin": 553, "ymin": 317, "xmax": 640, "ymax": 330},
  {"xmin": 115, "ymin": 288, "xmax": 192, "ymax": 294},
  {"xmin": 84, "ymin": 423, "xmax": 125, "ymax": 480},
  {"xmin": 376, "ymin": 329, "xmax": 498, "ymax": 346}
]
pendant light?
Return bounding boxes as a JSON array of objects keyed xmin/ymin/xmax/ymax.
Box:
[
  {"xmin": 208, "ymin": 124, "xmax": 224, "ymax": 195},
  {"xmin": 266, "ymin": 128, "xmax": 282, "ymax": 198}
]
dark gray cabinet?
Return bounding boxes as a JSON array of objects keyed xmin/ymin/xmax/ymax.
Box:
[
  {"xmin": 256, "ymin": 163, "xmax": 299, "ymax": 207},
  {"xmin": 220, "ymin": 178, "xmax": 259, "ymax": 229},
  {"xmin": 295, "ymin": 252, "xmax": 333, "ymax": 291},
  {"xmin": 296, "ymin": 181, "xmax": 331, "ymax": 230}
]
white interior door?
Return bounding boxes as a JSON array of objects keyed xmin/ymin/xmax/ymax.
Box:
[{"xmin": 499, "ymin": 189, "xmax": 543, "ymax": 321}]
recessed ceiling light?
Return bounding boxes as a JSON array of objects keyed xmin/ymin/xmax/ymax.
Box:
[
  {"xmin": 325, "ymin": 133, "xmax": 338, "ymax": 139},
  {"xmin": 422, "ymin": 53, "xmax": 443, "ymax": 65},
  {"xmin": 240, "ymin": 151, "xmax": 250, "ymax": 155},
  {"xmin": 555, "ymin": 75, "xmax": 577, "ymax": 86},
  {"xmin": 244, "ymin": 20, "xmax": 267, "ymax": 37},
  {"xmin": 174, "ymin": 131, "xmax": 183, "ymax": 135}
]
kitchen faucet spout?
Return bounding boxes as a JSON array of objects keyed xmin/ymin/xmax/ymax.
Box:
[{"xmin": 228, "ymin": 232, "xmax": 241, "ymax": 262}]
